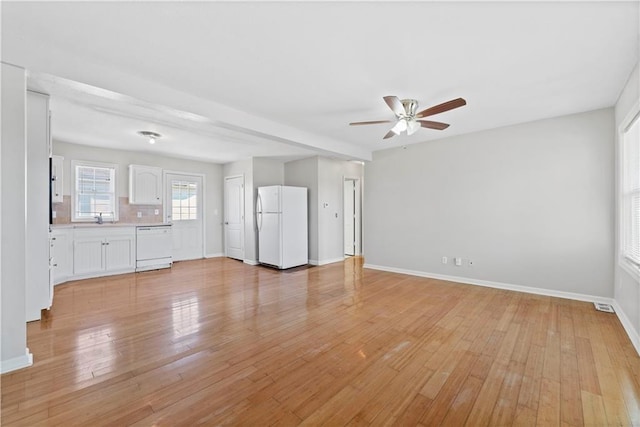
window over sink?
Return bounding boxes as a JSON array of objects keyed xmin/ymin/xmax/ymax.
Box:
[{"xmin": 71, "ymin": 160, "xmax": 119, "ymax": 222}]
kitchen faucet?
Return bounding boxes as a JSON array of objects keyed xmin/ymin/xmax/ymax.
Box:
[{"xmin": 95, "ymin": 212, "xmax": 103, "ymax": 224}]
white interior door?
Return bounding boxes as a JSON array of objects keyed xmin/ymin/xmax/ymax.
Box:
[
  {"xmin": 165, "ymin": 173, "xmax": 204, "ymax": 261},
  {"xmin": 344, "ymin": 179, "xmax": 355, "ymax": 256},
  {"xmin": 224, "ymin": 175, "xmax": 244, "ymax": 260}
]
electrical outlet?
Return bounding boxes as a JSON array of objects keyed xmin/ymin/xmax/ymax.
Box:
[
  {"xmin": 441, "ymin": 256, "xmax": 448, "ymax": 264},
  {"xmin": 137, "ymin": 211, "xmax": 142, "ymax": 218},
  {"xmin": 52, "ymin": 211, "xmax": 57, "ymax": 219},
  {"xmin": 154, "ymin": 209, "xmax": 159, "ymax": 215},
  {"xmin": 454, "ymin": 257, "xmax": 462, "ymax": 266}
]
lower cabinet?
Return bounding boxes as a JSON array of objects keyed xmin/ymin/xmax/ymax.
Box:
[
  {"xmin": 72, "ymin": 227, "xmax": 135, "ymax": 278},
  {"xmin": 50, "ymin": 229, "xmax": 72, "ymax": 285}
]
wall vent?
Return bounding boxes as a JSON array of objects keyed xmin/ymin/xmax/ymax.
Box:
[{"xmin": 594, "ymin": 302, "xmax": 615, "ymax": 313}]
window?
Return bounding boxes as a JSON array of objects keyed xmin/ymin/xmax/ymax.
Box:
[
  {"xmin": 72, "ymin": 161, "xmax": 118, "ymax": 222},
  {"xmin": 621, "ymin": 112, "xmax": 640, "ymax": 273},
  {"xmin": 171, "ymin": 180, "xmax": 198, "ymax": 221}
]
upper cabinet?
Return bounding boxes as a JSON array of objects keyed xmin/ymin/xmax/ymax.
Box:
[
  {"xmin": 129, "ymin": 164, "xmax": 162, "ymax": 205},
  {"xmin": 51, "ymin": 155, "xmax": 64, "ymax": 203}
]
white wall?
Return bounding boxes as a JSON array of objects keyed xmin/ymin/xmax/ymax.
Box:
[
  {"xmin": 614, "ymin": 62, "xmax": 640, "ymax": 354},
  {"xmin": 53, "ymin": 141, "xmax": 224, "ymax": 256},
  {"xmin": 364, "ymin": 108, "xmax": 615, "ymax": 299},
  {"xmin": 1, "ymin": 63, "xmax": 32, "ymax": 373},
  {"xmin": 285, "ymin": 157, "xmax": 319, "ymax": 262}
]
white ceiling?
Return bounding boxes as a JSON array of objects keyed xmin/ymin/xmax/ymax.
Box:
[{"xmin": 2, "ymin": 1, "xmax": 639, "ymax": 163}]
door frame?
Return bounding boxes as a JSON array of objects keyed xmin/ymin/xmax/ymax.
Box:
[
  {"xmin": 223, "ymin": 174, "xmax": 245, "ymax": 260},
  {"xmin": 163, "ymin": 170, "xmax": 206, "ymax": 258},
  {"xmin": 343, "ymin": 176, "xmax": 362, "ymax": 256}
]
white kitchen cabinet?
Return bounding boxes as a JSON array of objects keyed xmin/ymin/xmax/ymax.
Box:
[
  {"xmin": 50, "ymin": 229, "xmax": 72, "ymax": 285},
  {"xmin": 51, "ymin": 155, "xmax": 64, "ymax": 204},
  {"xmin": 104, "ymin": 235, "xmax": 135, "ymax": 271},
  {"xmin": 129, "ymin": 165, "xmax": 162, "ymax": 205},
  {"xmin": 73, "ymin": 227, "xmax": 135, "ymax": 278},
  {"xmin": 26, "ymin": 90, "xmax": 52, "ymax": 321}
]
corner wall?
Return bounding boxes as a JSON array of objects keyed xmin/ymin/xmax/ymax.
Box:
[
  {"xmin": 285, "ymin": 156, "xmax": 363, "ymax": 265},
  {"xmin": 364, "ymin": 108, "xmax": 615, "ymax": 299},
  {"xmin": 1, "ymin": 63, "xmax": 32, "ymax": 373}
]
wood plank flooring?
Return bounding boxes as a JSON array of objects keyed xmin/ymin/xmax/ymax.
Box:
[{"xmin": 1, "ymin": 257, "xmax": 639, "ymax": 426}]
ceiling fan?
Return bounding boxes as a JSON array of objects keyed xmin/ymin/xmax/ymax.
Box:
[{"xmin": 349, "ymin": 96, "xmax": 467, "ymax": 139}]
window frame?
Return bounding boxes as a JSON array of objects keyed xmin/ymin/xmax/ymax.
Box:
[
  {"xmin": 618, "ymin": 101, "xmax": 640, "ymax": 281},
  {"xmin": 71, "ymin": 160, "xmax": 119, "ymax": 222}
]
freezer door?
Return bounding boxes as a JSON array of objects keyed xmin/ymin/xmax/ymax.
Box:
[
  {"xmin": 258, "ymin": 212, "xmax": 281, "ymax": 267},
  {"xmin": 258, "ymin": 186, "xmax": 281, "ymax": 213}
]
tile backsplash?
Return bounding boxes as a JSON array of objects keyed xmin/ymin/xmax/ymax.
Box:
[{"xmin": 53, "ymin": 196, "xmax": 164, "ymax": 224}]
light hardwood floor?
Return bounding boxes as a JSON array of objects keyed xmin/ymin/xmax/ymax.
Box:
[{"xmin": 1, "ymin": 257, "xmax": 639, "ymax": 426}]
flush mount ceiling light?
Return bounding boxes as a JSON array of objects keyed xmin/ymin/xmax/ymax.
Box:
[{"xmin": 138, "ymin": 130, "xmax": 162, "ymax": 144}]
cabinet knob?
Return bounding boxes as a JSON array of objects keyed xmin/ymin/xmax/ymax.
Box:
[
  {"xmin": 52, "ymin": 237, "xmax": 56, "ymax": 240},
  {"xmin": 53, "ymin": 264, "xmax": 58, "ymax": 267}
]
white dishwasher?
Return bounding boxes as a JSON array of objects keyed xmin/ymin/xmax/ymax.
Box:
[{"xmin": 136, "ymin": 225, "xmax": 173, "ymax": 272}]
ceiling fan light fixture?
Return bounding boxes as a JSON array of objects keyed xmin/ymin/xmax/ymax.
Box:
[
  {"xmin": 138, "ymin": 130, "xmax": 162, "ymax": 145},
  {"xmin": 391, "ymin": 119, "xmax": 408, "ymax": 135},
  {"xmin": 407, "ymin": 119, "xmax": 421, "ymax": 135}
]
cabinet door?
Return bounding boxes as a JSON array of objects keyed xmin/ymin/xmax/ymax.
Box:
[
  {"xmin": 129, "ymin": 165, "xmax": 162, "ymax": 205},
  {"xmin": 51, "ymin": 231, "xmax": 71, "ymax": 284},
  {"xmin": 51, "ymin": 155, "xmax": 64, "ymax": 204},
  {"xmin": 73, "ymin": 238, "xmax": 104, "ymax": 275},
  {"xmin": 104, "ymin": 236, "xmax": 135, "ymax": 271}
]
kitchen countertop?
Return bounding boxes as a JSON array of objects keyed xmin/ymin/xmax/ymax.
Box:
[{"xmin": 51, "ymin": 223, "xmax": 171, "ymax": 229}]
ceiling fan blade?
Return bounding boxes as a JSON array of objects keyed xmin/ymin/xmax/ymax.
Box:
[
  {"xmin": 383, "ymin": 96, "xmax": 405, "ymax": 117},
  {"xmin": 349, "ymin": 120, "xmax": 393, "ymax": 126},
  {"xmin": 418, "ymin": 120, "xmax": 450, "ymax": 130},
  {"xmin": 415, "ymin": 98, "xmax": 466, "ymax": 118},
  {"xmin": 383, "ymin": 130, "xmax": 397, "ymax": 139}
]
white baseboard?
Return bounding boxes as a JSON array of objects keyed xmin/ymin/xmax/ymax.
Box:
[
  {"xmin": 611, "ymin": 300, "xmax": 640, "ymax": 356},
  {"xmin": 1, "ymin": 348, "xmax": 33, "ymax": 374},
  {"xmin": 363, "ymin": 264, "xmax": 615, "ymax": 305},
  {"xmin": 205, "ymin": 253, "xmax": 225, "ymax": 259},
  {"xmin": 309, "ymin": 257, "xmax": 344, "ymax": 266},
  {"xmin": 243, "ymin": 259, "xmax": 259, "ymax": 266}
]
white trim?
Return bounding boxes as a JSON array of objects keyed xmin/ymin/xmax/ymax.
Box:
[
  {"xmin": 363, "ymin": 263, "xmax": 614, "ymax": 304},
  {"xmin": 310, "ymin": 257, "xmax": 345, "ymax": 266},
  {"xmin": 244, "ymin": 259, "xmax": 259, "ymax": 266},
  {"xmin": 611, "ymin": 299, "xmax": 640, "ymax": 356},
  {"xmin": 205, "ymin": 253, "xmax": 225, "ymax": 259},
  {"xmin": 1, "ymin": 348, "xmax": 33, "ymax": 374}
]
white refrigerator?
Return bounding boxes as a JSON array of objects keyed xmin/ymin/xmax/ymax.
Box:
[{"xmin": 257, "ymin": 185, "xmax": 308, "ymax": 269}]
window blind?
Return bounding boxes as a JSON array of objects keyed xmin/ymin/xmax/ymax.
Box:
[{"xmin": 622, "ymin": 114, "xmax": 640, "ymax": 268}]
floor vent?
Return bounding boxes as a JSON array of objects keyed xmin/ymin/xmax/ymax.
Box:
[{"xmin": 594, "ymin": 302, "xmax": 615, "ymax": 313}]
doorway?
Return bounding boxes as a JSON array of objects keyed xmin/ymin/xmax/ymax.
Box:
[
  {"xmin": 165, "ymin": 172, "xmax": 204, "ymax": 261},
  {"xmin": 224, "ymin": 175, "xmax": 245, "ymax": 261},
  {"xmin": 344, "ymin": 178, "xmax": 361, "ymax": 256}
]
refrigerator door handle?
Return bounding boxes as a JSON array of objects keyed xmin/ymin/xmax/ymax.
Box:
[{"xmin": 257, "ymin": 194, "xmax": 263, "ymax": 231}]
